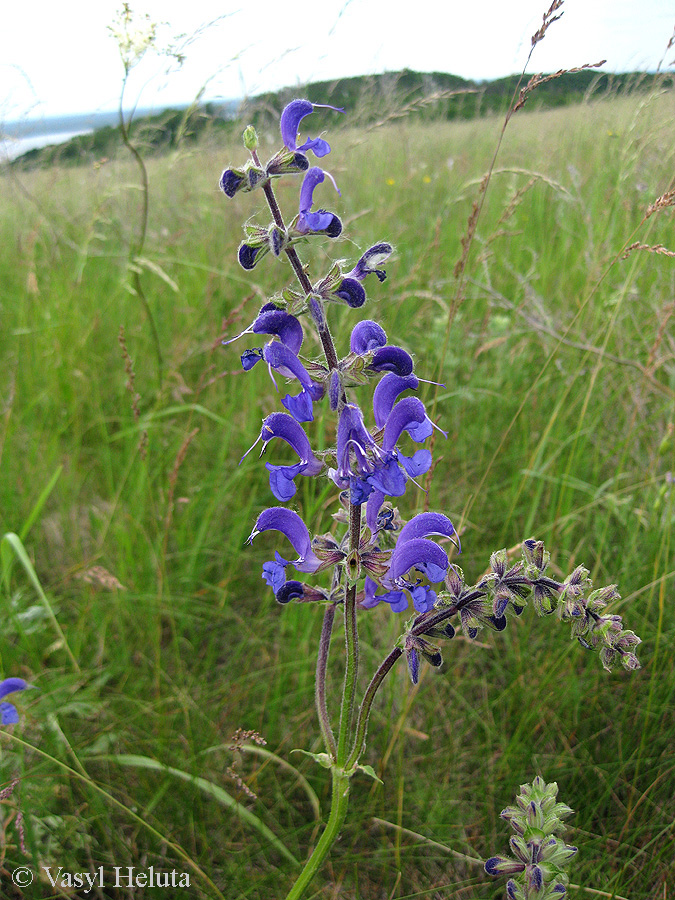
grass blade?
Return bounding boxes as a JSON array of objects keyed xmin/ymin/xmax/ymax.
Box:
[
  {"xmin": 101, "ymin": 753, "xmax": 300, "ymax": 866},
  {"xmin": 1, "ymin": 531, "xmax": 80, "ymax": 673}
]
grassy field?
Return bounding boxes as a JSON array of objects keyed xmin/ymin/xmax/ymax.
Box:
[{"xmin": 1, "ymin": 86, "xmax": 674, "ymax": 900}]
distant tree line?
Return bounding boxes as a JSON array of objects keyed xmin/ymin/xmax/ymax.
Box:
[
  {"xmin": 8, "ymin": 69, "xmax": 673, "ymax": 170},
  {"xmin": 245, "ymin": 69, "xmax": 674, "ymax": 127}
]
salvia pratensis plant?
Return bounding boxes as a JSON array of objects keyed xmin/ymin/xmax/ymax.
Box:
[{"xmin": 219, "ymin": 100, "xmax": 642, "ymax": 899}]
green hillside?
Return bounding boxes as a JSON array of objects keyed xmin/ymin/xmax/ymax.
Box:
[{"xmin": 8, "ymin": 68, "xmax": 673, "ymax": 170}]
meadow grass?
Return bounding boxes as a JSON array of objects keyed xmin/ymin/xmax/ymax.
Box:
[{"xmin": 1, "ymin": 88, "xmax": 674, "ymax": 899}]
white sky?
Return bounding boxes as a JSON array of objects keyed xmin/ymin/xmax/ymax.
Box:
[{"xmin": 2, "ymin": 0, "xmax": 674, "ymax": 122}]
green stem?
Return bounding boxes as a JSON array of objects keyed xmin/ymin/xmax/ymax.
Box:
[{"xmin": 284, "ymin": 768, "xmax": 350, "ymax": 900}]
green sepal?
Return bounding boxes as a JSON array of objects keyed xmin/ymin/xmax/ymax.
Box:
[
  {"xmin": 345, "ymin": 549, "xmax": 361, "ymax": 585},
  {"xmin": 314, "ymin": 261, "xmax": 344, "ymax": 296},
  {"xmin": 281, "ymin": 288, "xmax": 300, "ymax": 303},
  {"xmin": 340, "ymin": 352, "xmax": 373, "ymax": 387}
]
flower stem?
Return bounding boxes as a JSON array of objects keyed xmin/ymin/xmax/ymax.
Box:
[
  {"xmin": 316, "ymin": 604, "xmax": 337, "ymax": 758},
  {"xmin": 283, "ymin": 768, "xmax": 350, "ymax": 900},
  {"xmin": 336, "ymin": 502, "xmax": 362, "ymax": 766},
  {"xmin": 347, "ymin": 646, "xmax": 402, "ymax": 770},
  {"xmin": 347, "ymin": 597, "xmax": 474, "ymax": 769},
  {"xmin": 118, "ymin": 77, "xmax": 163, "ymax": 389}
]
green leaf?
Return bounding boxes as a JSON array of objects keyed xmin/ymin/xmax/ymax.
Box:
[
  {"xmin": 355, "ymin": 764, "xmax": 383, "ymax": 785},
  {"xmin": 291, "ymin": 749, "xmax": 333, "ymax": 769}
]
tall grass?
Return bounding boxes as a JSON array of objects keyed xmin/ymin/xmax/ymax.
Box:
[{"xmin": 1, "ymin": 86, "xmax": 674, "ymax": 899}]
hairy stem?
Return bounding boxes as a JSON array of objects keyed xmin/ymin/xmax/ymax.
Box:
[
  {"xmin": 347, "ymin": 646, "xmax": 402, "ymax": 769},
  {"xmin": 336, "ymin": 502, "xmax": 362, "ymax": 765},
  {"xmin": 347, "ymin": 595, "xmax": 479, "ymax": 768},
  {"xmin": 316, "ymin": 604, "xmax": 337, "ymax": 758}
]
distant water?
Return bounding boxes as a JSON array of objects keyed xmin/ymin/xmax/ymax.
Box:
[
  {"xmin": 0, "ymin": 129, "xmax": 93, "ymax": 162},
  {"xmin": 0, "ymin": 100, "xmax": 239, "ymax": 164}
]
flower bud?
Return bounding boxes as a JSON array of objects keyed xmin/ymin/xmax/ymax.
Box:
[
  {"xmin": 243, "ymin": 124, "xmax": 259, "ymax": 151},
  {"xmin": 266, "ymin": 149, "xmax": 310, "ymax": 176}
]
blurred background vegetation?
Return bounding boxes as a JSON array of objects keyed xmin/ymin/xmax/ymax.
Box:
[{"xmin": 1, "ymin": 72, "xmax": 674, "ymax": 898}]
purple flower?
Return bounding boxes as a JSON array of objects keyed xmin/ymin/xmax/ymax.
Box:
[
  {"xmin": 368, "ymin": 345, "xmax": 414, "ymax": 376},
  {"xmin": 275, "ymin": 581, "xmax": 305, "ymax": 604},
  {"xmin": 296, "ymin": 167, "xmax": 342, "ymax": 237},
  {"xmin": 363, "ymin": 526, "xmax": 454, "ymax": 616},
  {"xmin": 332, "ymin": 244, "xmax": 393, "ymax": 306},
  {"xmin": 242, "ymin": 412, "xmax": 323, "ymax": 502},
  {"xmin": 388, "ymin": 538, "xmax": 449, "ymax": 585},
  {"xmin": 362, "ymin": 575, "xmax": 408, "ymax": 612},
  {"xmin": 225, "ymin": 304, "xmax": 304, "ymax": 355},
  {"xmin": 220, "ymin": 168, "xmax": 246, "ymax": 197},
  {"xmin": 0, "ymin": 677, "xmax": 30, "ymax": 726},
  {"xmin": 348, "ymin": 322, "xmax": 414, "ymax": 376},
  {"xmin": 249, "ymin": 508, "xmax": 321, "ymax": 596},
  {"xmin": 373, "ymin": 374, "xmax": 446, "ymax": 442},
  {"xmin": 365, "ymin": 490, "xmax": 389, "ymax": 536},
  {"xmin": 262, "ymin": 552, "xmax": 289, "ymax": 593},
  {"xmin": 280, "ymin": 99, "xmax": 344, "ymax": 158},
  {"xmin": 381, "ymin": 396, "xmax": 433, "ymax": 478},
  {"xmin": 485, "ymin": 856, "xmax": 527, "ymax": 878},
  {"xmin": 249, "ymin": 507, "xmax": 319, "ymax": 567},
  {"xmin": 404, "ymin": 634, "xmax": 443, "ymax": 683},
  {"xmin": 261, "ymin": 341, "xmax": 324, "ymax": 422},
  {"xmin": 331, "ymin": 394, "xmax": 436, "ymax": 504},
  {"xmin": 331, "ymin": 403, "xmax": 407, "ymax": 500},
  {"xmin": 219, "ymin": 163, "xmax": 266, "ymax": 198},
  {"xmin": 224, "ymin": 306, "xmax": 323, "ymax": 420},
  {"xmin": 266, "ymin": 148, "xmax": 310, "ymax": 177},
  {"xmin": 350, "ymin": 243, "xmax": 393, "ymax": 282},
  {"xmin": 238, "ymin": 242, "xmax": 266, "ymax": 270},
  {"xmin": 366, "ymin": 512, "xmax": 458, "ymax": 614},
  {"xmin": 237, "ymin": 222, "xmax": 289, "ymax": 269},
  {"xmin": 396, "ymin": 512, "xmax": 459, "ymax": 549},
  {"xmin": 334, "ymin": 403, "xmax": 382, "ymax": 484},
  {"xmin": 350, "ymin": 320, "xmax": 388, "ymax": 354},
  {"xmin": 333, "ymin": 278, "xmax": 366, "ymax": 307}
]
